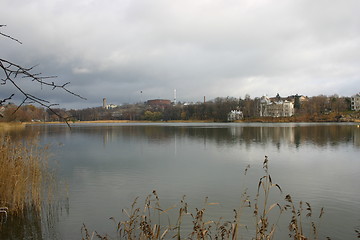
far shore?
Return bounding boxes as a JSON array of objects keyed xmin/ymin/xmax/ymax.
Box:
[
  {"xmin": 25, "ymin": 120, "xmax": 215, "ymax": 125},
  {"xmin": 2, "ymin": 112, "xmax": 360, "ymax": 128},
  {"xmin": 23, "ymin": 117, "xmax": 360, "ymax": 125}
]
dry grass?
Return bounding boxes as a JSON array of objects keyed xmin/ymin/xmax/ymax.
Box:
[
  {"xmin": 0, "ymin": 136, "xmax": 53, "ymax": 217},
  {"xmin": 0, "ymin": 122, "xmax": 25, "ymax": 131},
  {"xmin": 81, "ymin": 156, "xmax": 342, "ymax": 240}
]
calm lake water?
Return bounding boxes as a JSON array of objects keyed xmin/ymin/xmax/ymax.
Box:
[{"xmin": 2, "ymin": 123, "xmax": 360, "ymax": 239}]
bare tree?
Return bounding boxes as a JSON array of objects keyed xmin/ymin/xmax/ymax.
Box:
[{"xmin": 0, "ymin": 25, "xmax": 86, "ymax": 123}]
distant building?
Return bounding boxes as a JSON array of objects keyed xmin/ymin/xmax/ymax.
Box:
[
  {"xmin": 103, "ymin": 98, "xmax": 118, "ymax": 109},
  {"xmin": 147, "ymin": 99, "xmax": 172, "ymax": 106},
  {"xmin": 286, "ymin": 94, "xmax": 308, "ymax": 103},
  {"xmin": 183, "ymin": 102, "xmax": 193, "ymax": 106},
  {"xmin": 103, "ymin": 98, "xmax": 107, "ymax": 108},
  {"xmin": 260, "ymin": 95, "xmax": 294, "ymax": 117},
  {"xmin": 351, "ymin": 93, "xmax": 360, "ymax": 111},
  {"xmin": 228, "ymin": 110, "xmax": 243, "ymax": 121},
  {"xmin": 105, "ymin": 104, "xmax": 118, "ymax": 109}
]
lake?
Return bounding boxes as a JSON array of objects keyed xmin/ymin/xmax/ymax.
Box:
[{"xmin": 2, "ymin": 123, "xmax": 360, "ymax": 239}]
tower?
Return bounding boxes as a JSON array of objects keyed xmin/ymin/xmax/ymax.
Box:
[{"xmin": 103, "ymin": 98, "xmax": 107, "ymax": 109}]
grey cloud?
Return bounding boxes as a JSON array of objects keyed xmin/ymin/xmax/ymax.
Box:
[{"xmin": 1, "ymin": 0, "xmax": 359, "ymax": 109}]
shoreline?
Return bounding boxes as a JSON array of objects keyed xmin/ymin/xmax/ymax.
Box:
[
  {"xmin": 4, "ymin": 112, "xmax": 360, "ymax": 126},
  {"xmin": 25, "ymin": 120, "xmax": 215, "ymax": 125},
  {"xmin": 23, "ymin": 118, "xmax": 360, "ymax": 125}
]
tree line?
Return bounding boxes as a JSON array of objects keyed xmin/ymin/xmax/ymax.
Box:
[
  {"xmin": 64, "ymin": 94, "xmax": 353, "ymax": 122},
  {"xmin": 0, "ymin": 94, "xmax": 354, "ymax": 122}
]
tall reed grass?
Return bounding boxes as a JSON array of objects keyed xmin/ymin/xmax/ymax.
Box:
[
  {"xmin": 0, "ymin": 136, "xmax": 53, "ymax": 217},
  {"xmin": 0, "ymin": 122, "xmax": 25, "ymax": 131},
  {"xmin": 81, "ymin": 156, "xmax": 348, "ymax": 240}
]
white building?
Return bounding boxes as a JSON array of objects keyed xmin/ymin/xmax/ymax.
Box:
[
  {"xmin": 105, "ymin": 103, "xmax": 118, "ymax": 109},
  {"xmin": 228, "ymin": 110, "xmax": 243, "ymax": 121},
  {"xmin": 282, "ymin": 101, "xmax": 295, "ymax": 117},
  {"xmin": 351, "ymin": 93, "xmax": 360, "ymax": 111},
  {"xmin": 259, "ymin": 96, "xmax": 271, "ymax": 117},
  {"xmin": 259, "ymin": 95, "xmax": 294, "ymax": 117},
  {"xmin": 103, "ymin": 98, "xmax": 118, "ymax": 109}
]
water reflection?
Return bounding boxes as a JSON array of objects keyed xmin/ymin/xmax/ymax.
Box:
[
  {"xmin": 0, "ymin": 204, "xmax": 65, "ymax": 240},
  {"xmin": 25, "ymin": 123, "xmax": 360, "ymax": 149},
  {"xmin": 11, "ymin": 123, "xmax": 360, "ymax": 239},
  {"xmin": 0, "ymin": 208, "xmax": 42, "ymax": 240},
  {"xmin": 227, "ymin": 124, "xmax": 360, "ymax": 148}
]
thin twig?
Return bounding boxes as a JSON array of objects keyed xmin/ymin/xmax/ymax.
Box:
[
  {"xmin": 0, "ymin": 25, "xmax": 22, "ymax": 44},
  {"xmin": 1, "ymin": 28, "xmax": 86, "ymax": 126}
]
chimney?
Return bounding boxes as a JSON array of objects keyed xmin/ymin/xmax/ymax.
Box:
[{"xmin": 174, "ymin": 89, "xmax": 177, "ymax": 104}]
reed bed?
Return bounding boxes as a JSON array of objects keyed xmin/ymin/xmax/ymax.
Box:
[
  {"xmin": 0, "ymin": 136, "xmax": 53, "ymax": 217},
  {"xmin": 81, "ymin": 156, "xmax": 347, "ymax": 240},
  {"xmin": 0, "ymin": 122, "xmax": 25, "ymax": 131}
]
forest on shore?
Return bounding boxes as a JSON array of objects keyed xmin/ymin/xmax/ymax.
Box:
[{"xmin": 1, "ymin": 94, "xmax": 359, "ymax": 123}]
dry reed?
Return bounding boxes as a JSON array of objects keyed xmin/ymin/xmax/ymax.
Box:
[
  {"xmin": 0, "ymin": 122, "xmax": 25, "ymax": 131},
  {"xmin": 81, "ymin": 156, "xmax": 350, "ymax": 239},
  {"xmin": 0, "ymin": 136, "xmax": 53, "ymax": 217}
]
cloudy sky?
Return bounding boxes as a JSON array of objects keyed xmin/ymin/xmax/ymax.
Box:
[{"xmin": 1, "ymin": 0, "xmax": 360, "ymax": 109}]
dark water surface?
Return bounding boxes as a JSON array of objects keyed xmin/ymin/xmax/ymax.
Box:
[{"xmin": 2, "ymin": 123, "xmax": 360, "ymax": 239}]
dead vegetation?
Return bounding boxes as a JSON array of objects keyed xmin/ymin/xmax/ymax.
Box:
[
  {"xmin": 0, "ymin": 134, "xmax": 64, "ymax": 238},
  {"xmin": 0, "ymin": 136, "xmax": 54, "ymax": 217},
  {"xmin": 81, "ymin": 156, "xmax": 346, "ymax": 240}
]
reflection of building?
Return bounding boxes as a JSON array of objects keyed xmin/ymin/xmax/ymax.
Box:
[
  {"xmin": 259, "ymin": 96, "xmax": 294, "ymax": 117},
  {"xmin": 351, "ymin": 93, "xmax": 360, "ymax": 111},
  {"xmin": 228, "ymin": 110, "xmax": 243, "ymax": 121},
  {"xmin": 354, "ymin": 126, "xmax": 360, "ymax": 147}
]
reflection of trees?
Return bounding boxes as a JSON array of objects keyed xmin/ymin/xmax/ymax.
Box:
[
  {"xmin": 354, "ymin": 127, "xmax": 360, "ymax": 147},
  {"xmin": 24, "ymin": 124, "xmax": 360, "ymax": 149},
  {"xmin": 0, "ymin": 205, "xmax": 62, "ymax": 240},
  {"xmin": 182, "ymin": 125, "xmax": 353, "ymax": 149},
  {"xmin": 294, "ymin": 125, "xmax": 355, "ymax": 147},
  {"xmin": 1, "ymin": 207, "xmax": 42, "ymax": 239},
  {"xmin": 45, "ymin": 125, "xmax": 176, "ymax": 145},
  {"xmin": 226, "ymin": 125, "xmax": 356, "ymax": 148}
]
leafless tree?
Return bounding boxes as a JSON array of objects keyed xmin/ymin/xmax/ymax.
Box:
[{"xmin": 0, "ymin": 25, "xmax": 86, "ymax": 123}]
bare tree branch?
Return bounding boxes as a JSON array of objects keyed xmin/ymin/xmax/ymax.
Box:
[
  {"xmin": 0, "ymin": 94, "xmax": 14, "ymax": 105},
  {"xmin": 0, "ymin": 25, "xmax": 22, "ymax": 44},
  {"xmin": 1, "ymin": 25, "xmax": 86, "ymax": 125},
  {"xmin": 0, "ymin": 58, "xmax": 86, "ymax": 101}
]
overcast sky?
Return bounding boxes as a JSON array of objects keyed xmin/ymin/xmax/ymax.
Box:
[{"xmin": 1, "ymin": 0, "xmax": 360, "ymax": 109}]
